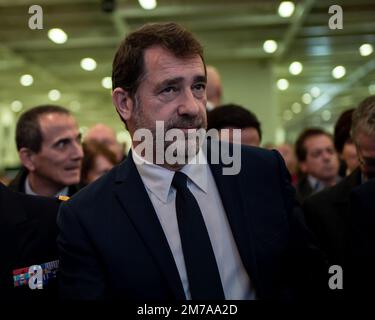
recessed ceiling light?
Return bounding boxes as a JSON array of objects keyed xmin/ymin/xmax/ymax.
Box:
[
  {"xmin": 278, "ymin": 1, "xmax": 295, "ymax": 18},
  {"xmin": 359, "ymin": 43, "xmax": 373, "ymax": 57},
  {"xmin": 48, "ymin": 28, "xmax": 68, "ymax": 44},
  {"xmin": 332, "ymin": 66, "xmax": 346, "ymax": 79},
  {"xmin": 80, "ymin": 58, "xmax": 97, "ymax": 71},
  {"xmin": 302, "ymin": 93, "xmax": 312, "ymax": 104},
  {"xmin": 138, "ymin": 0, "xmax": 157, "ymax": 10},
  {"xmin": 322, "ymin": 110, "xmax": 332, "ymax": 121},
  {"xmin": 20, "ymin": 74, "xmax": 33, "ymax": 86},
  {"xmin": 289, "ymin": 61, "xmax": 303, "ymax": 75},
  {"xmin": 263, "ymin": 40, "xmax": 278, "ymax": 53},
  {"xmin": 101, "ymin": 77, "xmax": 112, "ymax": 89},
  {"xmin": 369, "ymin": 84, "xmax": 375, "ymax": 95},
  {"xmin": 48, "ymin": 89, "xmax": 61, "ymax": 101},
  {"xmin": 1, "ymin": 109, "xmax": 13, "ymax": 126},
  {"xmin": 277, "ymin": 79, "xmax": 289, "ymax": 90},
  {"xmin": 310, "ymin": 86, "xmax": 321, "ymax": 98},
  {"xmin": 291, "ymin": 102, "xmax": 302, "ymax": 114},
  {"xmin": 11, "ymin": 100, "xmax": 23, "ymax": 112},
  {"xmin": 283, "ymin": 110, "xmax": 293, "ymax": 121}
]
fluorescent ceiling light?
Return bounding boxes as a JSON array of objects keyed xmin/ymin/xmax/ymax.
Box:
[
  {"xmin": 80, "ymin": 58, "xmax": 97, "ymax": 71},
  {"xmin": 359, "ymin": 43, "xmax": 373, "ymax": 57},
  {"xmin": 48, "ymin": 89, "xmax": 61, "ymax": 101},
  {"xmin": 332, "ymin": 66, "xmax": 346, "ymax": 79},
  {"xmin": 289, "ymin": 61, "xmax": 303, "ymax": 75},
  {"xmin": 278, "ymin": 1, "xmax": 295, "ymax": 18},
  {"xmin": 20, "ymin": 74, "xmax": 33, "ymax": 86},
  {"xmin": 48, "ymin": 28, "xmax": 68, "ymax": 44},
  {"xmin": 101, "ymin": 77, "xmax": 112, "ymax": 89},
  {"xmin": 263, "ymin": 40, "xmax": 278, "ymax": 53},
  {"xmin": 138, "ymin": 0, "xmax": 157, "ymax": 10},
  {"xmin": 277, "ymin": 79, "xmax": 289, "ymax": 90}
]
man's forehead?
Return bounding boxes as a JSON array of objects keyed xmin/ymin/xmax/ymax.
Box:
[
  {"xmin": 143, "ymin": 46, "xmax": 205, "ymax": 77},
  {"xmin": 39, "ymin": 113, "xmax": 78, "ymax": 137}
]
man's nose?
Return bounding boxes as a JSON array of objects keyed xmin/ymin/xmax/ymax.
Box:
[
  {"xmin": 323, "ymin": 152, "xmax": 336, "ymax": 164},
  {"xmin": 178, "ymin": 89, "xmax": 201, "ymax": 116},
  {"xmin": 71, "ymin": 141, "xmax": 84, "ymax": 160}
]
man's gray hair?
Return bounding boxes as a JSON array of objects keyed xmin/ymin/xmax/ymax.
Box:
[{"xmin": 351, "ymin": 95, "xmax": 375, "ymax": 141}]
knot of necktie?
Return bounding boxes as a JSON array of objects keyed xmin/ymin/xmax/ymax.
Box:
[{"xmin": 172, "ymin": 171, "xmax": 188, "ymax": 191}]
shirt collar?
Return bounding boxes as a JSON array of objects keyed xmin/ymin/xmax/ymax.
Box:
[
  {"xmin": 25, "ymin": 175, "xmax": 69, "ymax": 197},
  {"xmin": 132, "ymin": 147, "xmax": 208, "ymax": 204},
  {"xmin": 307, "ymin": 174, "xmax": 342, "ymax": 191}
]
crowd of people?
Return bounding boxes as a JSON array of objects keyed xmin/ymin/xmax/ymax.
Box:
[{"xmin": 1, "ymin": 22, "xmax": 374, "ymax": 301}]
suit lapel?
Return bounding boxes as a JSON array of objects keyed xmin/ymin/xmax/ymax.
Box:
[
  {"xmin": 205, "ymin": 141, "xmax": 260, "ymax": 288},
  {"xmin": 113, "ymin": 153, "xmax": 185, "ymax": 300}
]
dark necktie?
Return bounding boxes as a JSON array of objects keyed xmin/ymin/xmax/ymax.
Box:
[{"xmin": 172, "ymin": 171, "xmax": 225, "ymax": 300}]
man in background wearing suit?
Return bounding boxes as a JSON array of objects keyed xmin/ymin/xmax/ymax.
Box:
[
  {"xmin": 57, "ymin": 22, "xmax": 326, "ymax": 301},
  {"xmin": 348, "ymin": 178, "xmax": 375, "ymax": 298},
  {"xmin": 294, "ymin": 128, "xmax": 340, "ymax": 203},
  {"xmin": 0, "ymin": 183, "xmax": 61, "ymax": 300},
  {"xmin": 9, "ymin": 105, "xmax": 83, "ymax": 198},
  {"xmin": 303, "ymin": 95, "xmax": 375, "ymax": 298}
]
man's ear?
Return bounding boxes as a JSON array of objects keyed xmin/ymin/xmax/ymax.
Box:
[
  {"xmin": 112, "ymin": 87, "xmax": 134, "ymax": 122},
  {"xmin": 18, "ymin": 148, "xmax": 36, "ymax": 172}
]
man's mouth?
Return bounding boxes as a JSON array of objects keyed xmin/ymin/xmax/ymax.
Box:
[{"xmin": 65, "ymin": 166, "xmax": 80, "ymax": 171}]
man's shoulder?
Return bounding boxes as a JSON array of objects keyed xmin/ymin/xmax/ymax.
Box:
[
  {"xmin": 65, "ymin": 163, "xmax": 120, "ymax": 209},
  {"xmin": 239, "ymin": 145, "xmax": 286, "ymax": 176},
  {"xmin": 7, "ymin": 168, "xmax": 27, "ymax": 193},
  {"xmin": 1, "ymin": 183, "xmax": 59, "ymax": 218},
  {"xmin": 351, "ymin": 178, "xmax": 375, "ymax": 212},
  {"xmin": 241, "ymin": 144, "xmax": 279, "ymax": 161},
  {"xmin": 305, "ymin": 169, "xmax": 362, "ymax": 209}
]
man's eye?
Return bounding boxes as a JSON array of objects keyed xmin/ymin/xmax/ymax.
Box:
[
  {"xmin": 56, "ymin": 141, "xmax": 68, "ymax": 148},
  {"xmin": 161, "ymin": 86, "xmax": 178, "ymax": 94},
  {"xmin": 193, "ymin": 83, "xmax": 206, "ymax": 91}
]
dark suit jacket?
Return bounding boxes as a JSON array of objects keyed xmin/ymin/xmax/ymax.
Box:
[
  {"xmin": 57, "ymin": 143, "xmax": 327, "ymax": 301},
  {"xmin": 9, "ymin": 167, "xmax": 79, "ymax": 197},
  {"xmin": 347, "ymin": 178, "xmax": 375, "ymax": 298},
  {"xmin": 0, "ymin": 183, "xmax": 61, "ymax": 300},
  {"xmin": 303, "ymin": 168, "xmax": 362, "ymax": 267},
  {"xmin": 295, "ymin": 176, "xmax": 314, "ymax": 204}
]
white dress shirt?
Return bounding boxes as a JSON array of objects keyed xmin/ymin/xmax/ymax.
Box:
[{"xmin": 133, "ymin": 148, "xmax": 255, "ymax": 300}]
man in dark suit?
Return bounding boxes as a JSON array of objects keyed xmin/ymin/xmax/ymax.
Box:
[
  {"xmin": 303, "ymin": 95, "xmax": 375, "ymax": 297},
  {"xmin": 9, "ymin": 105, "xmax": 83, "ymax": 198},
  {"xmin": 294, "ymin": 128, "xmax": 340, "ymax": 203},
  {"xmin": 57, "ymin": 22, "xmax": 327, "ymax": 301},
  {"xmin": 347, "ymin": 178, "xmax": 375, "ymax": 298},
  {"xmin": 0, "ymin": 183, "xmax": 61, "ymax": 300}
]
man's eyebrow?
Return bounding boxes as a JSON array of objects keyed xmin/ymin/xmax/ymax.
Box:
[
  {"xmin": 194, "ymin": 75, "xmax": 207, "ymax": 83},
  {"xmin": 52, "ymin": 133, "xmax": 81, "ymax": 146}
]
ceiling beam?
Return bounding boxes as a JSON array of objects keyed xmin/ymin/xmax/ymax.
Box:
[
  {"xmin": 308, "ymin": 58, "xmax": 375, "ymax": 113},
  {"xmin": 275, "ymin": 0, "xmax": 316, "ymax": 61}
]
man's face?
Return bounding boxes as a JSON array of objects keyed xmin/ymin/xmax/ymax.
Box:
[
  {"xmin": 127, "ymin": 46, "xmax": 208, "ymax": 158},
  {"xmin": 85, "ymin": 125, "xmax": 123, "ymax": 162},
  {"xmin": 355, "ymin": 131, "xmax": 375, "ymax": 180},
  {"xmin": 300, "ymin": 134, "xmax": 339, "ymax": 182},
  {"xmin": 30, "ymin": 113, "xmax": 83, "ymax": 189},
  {"xmin": 86, "ymin": 155, "xmax": 115, "ymax": 184}
]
